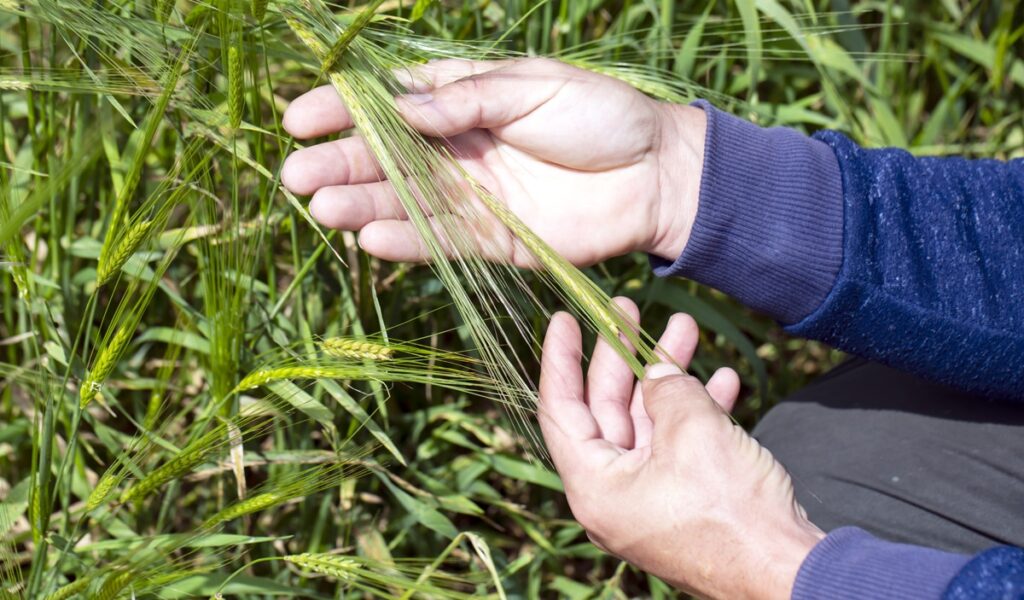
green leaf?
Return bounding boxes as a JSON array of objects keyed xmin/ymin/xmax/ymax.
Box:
[
  {"xmin": 377, "ymin": 474, "xmax": 458, "ymax": 539},
  {"xmin": 410, "ymin": 0, "xmax": 433, "ymax": 22},
  {"xmin": 487, "ymin": 455, "xmax": 563, "ymax": 492}
]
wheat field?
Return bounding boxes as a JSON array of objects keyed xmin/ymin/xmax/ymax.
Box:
[{"xmin": 0, "ymin": 0, "xmax": 1021, "ymax": 597}]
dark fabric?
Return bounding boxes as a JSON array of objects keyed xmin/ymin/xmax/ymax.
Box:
[
  {"xmin": 650, "ymin": 101, "xmax": 844, "ymax": 324},
  {"xmin": 944, "ymin": 546, "xmax": 1024, "ymax": 599},
  {"xmin": 786, "ymin": 132, "xmax": 1024, "ymax": 401},
  {"xmin": 754, "ymin": 359, "xmax": 1024, "ymax": 554},
  {"xmin": 792, "ymin": 526, "xmax": 969, "ymax": 600},
  {"xmin": 651, "ymin": 102, "xmax": 1024, "ymax": 596}
]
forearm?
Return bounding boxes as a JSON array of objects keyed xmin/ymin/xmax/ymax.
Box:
[{"xmin": 656, "ymin": 102, "xmax": 1024, "ymax": 400}]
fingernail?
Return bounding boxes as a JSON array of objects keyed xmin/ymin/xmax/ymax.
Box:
[
  {"xmin": 400, "ymin": 93, "xmax": 433, "ymax": 105},
  {"xmin": 646, "ymin": 363, "xmax": 682, "ymax": 379}
]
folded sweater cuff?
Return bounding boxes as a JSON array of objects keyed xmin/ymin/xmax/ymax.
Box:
[
  {"xmin": 793, "ymin": 527, "xmax": 971, "ymax": 599},
  {"xmin": 651, "ymin": 101, "xmax": 845, "ymax": 324}
]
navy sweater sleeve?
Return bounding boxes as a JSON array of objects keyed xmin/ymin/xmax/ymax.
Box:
[
  {"xmin": 655, "ymin": 102, "xmax": 1024, "ymax": 401},
  {"xmin": 653, "ymin": 102, "xmax": 1024, "ymax": 598}
]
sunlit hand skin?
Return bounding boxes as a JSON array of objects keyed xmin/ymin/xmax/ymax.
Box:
[
  {"xmin": 538, "ymin": 297, "xmax": 825, "ymax": 600},
  {"xmin": 281, "ymin": 58, "xmax": 706, "ymax": 267}
]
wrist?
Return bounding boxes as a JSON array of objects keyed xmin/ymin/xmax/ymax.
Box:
[
  {"xmin": 649, "ymin": 102, "xmax": 706, "ymax": 261},
  {"xmin": 750, "ymin": 519, "xmax": 825, "ymax": 600}
]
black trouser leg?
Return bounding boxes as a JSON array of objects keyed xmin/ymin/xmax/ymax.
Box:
[{"xmin": 752, "ymin": 358, "xmax": 1024, "ymax": 554}]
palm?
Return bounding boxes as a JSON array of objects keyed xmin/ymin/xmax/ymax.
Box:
[
  {"xmin": 281, "ymin": 58, "xmax": 693, "ymax": 267},
  {"xmin": 447, "ymin": 124, "xmax": 662, "ymax": 266}
]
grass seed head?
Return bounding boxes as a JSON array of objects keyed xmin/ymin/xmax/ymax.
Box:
[
  {"xmin": 119, "ymin": 424, "xmax": 235, "ymax": 504},
  {"xmin": 42, "ymin": 576, "xmax": 91, "ymax": 600},
  {"xmin": 251, "ymin": 0, "xmax": 268, "ymax": 21},
  {"xmin": 284, "ymin": 553, "xmax": 359, "ymax": 580},
  {"xmin": 204, "ymin": 491, "xmax": 283, "ymax": 527},
  {"xmin": 96, "ymin": 219, "xmax": 153, "ymax": 286},
  {"xmin": 154, "ymin": 0, "xmax": 173, "ymax": 24},
  {"xmin": 321, "ymin": 338, "xmax": 393, "ymax": 361},
  {"xmin": 80, "ymin": 324, "xmax": 134, "ymax": 408},
  {"xmin": 86, "ymin": 469, "xmax": 122, "ymax": 512},
  {"xmin": 227, "ymin": 46, "xmax": 244, "ymax": 130},
  {"xmin": 92, "ymin": 569, "xmax": 134, "ymax": 600},
  {"xmin": 234, "ymin": 366, "xmax": 357, "ymax": 392}
]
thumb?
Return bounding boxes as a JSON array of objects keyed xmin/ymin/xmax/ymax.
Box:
[
  {"xmin": 394, "ymin": 62, "xmax": 561, "ymax": 138},
  {"xmin": 641, "ymin": 363, "xmax": 723, "ymax": 440}
]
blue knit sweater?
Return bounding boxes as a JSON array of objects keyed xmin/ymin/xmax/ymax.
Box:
[{"xmin": 653, "ymin": 102, "xmax": 1024, "ymax": 598}]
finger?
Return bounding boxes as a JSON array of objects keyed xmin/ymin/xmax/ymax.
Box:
[
  {"xmin": 652, "ymin": 313, "xmax": 699, "ymax": 367},
  {"xmin": 706, "ymin": 367, "xmax": 741, "ymax": 413},
  {"xmin": 394, "ymin": 59, "xmax": 568, "ymax": 138},
  {"xmin": 641, "ymin": 364, "xmax": 720, "ymax": 451},
  {"xmin": 631, "ymin": 314, "xmax": 700, "ymax": 448},
  {"xmin": 282, "ymin": 136, "xmax": 384, "ymax": 196},
  {"xmin": 283, "ymin": 85, "xmax": 353, "ymax": 139},
  {"xmin": 357, "ymin": 214, "xmax": 519, "ymax": 264},
  {"xmin": 585, "ymin": 297, "xmax": 640, "ymax": 448},
  {"xmin": 538, "ymin": 313, "xmax": 603, "ymax": 472},
  {"xmin": 309, "ymin": 180, "xmax": 417, "ymax": 231},
  {"xmin": 393, "ymin": 59, "xmax": 510, "ymax": 93}
]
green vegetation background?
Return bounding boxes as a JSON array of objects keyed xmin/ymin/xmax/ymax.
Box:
[{"xmin": 1, "ymin": 0, "xmax": 1022, "ymax": 597}]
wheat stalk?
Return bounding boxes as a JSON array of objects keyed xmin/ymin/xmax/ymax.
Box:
[
  {"xmin": 321, "ymin": 338, "xmax": 394, "ymax": 361},
  {"xmin": 96, "ymin": 219, "xmax": 153, "ymax": 286}
]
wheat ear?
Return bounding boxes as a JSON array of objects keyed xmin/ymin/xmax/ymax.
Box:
[
  {"xmin": 251, "ymin": 0, "xmax": 268, "ymax": 21},
  {"xmin": 119, "ymin": 425, "xmax": 235, "ymax": 504},
  {"xmin": 80, "ymin": 324, "xmax": 133, "ymax": 408},
  {"xmin": 41, "ymin": 576, "xmax": 91, "ymax": 600},
  {"xmin": 92, "ymin": 569, "xmax": 133, "ymax": 600},
  {"xmin": 321, "ymin": 338, "xmax": 393, "ymax": 361},
  {"xmin": 227, "ymin": 46, "xmax": 244, "ymax": 130},
  {"xmin": 234, "ymin": 366, "xmax": 361, "ymax": 392},
  {"xmin": 284, "ymin": 554, "xmax": 359, "ymax": 580},
  {"xmin": 154, "ymin": 0, "xmax": 173, "ymax": 24},
  {"xmin": 96, "ymin": 219, "xmax": 153, "ymax": 286}
]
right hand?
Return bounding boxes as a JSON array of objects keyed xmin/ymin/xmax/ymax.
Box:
[
  {"xmin": 281, "ymin": 58, "xmax": 707, "ymax": 267},
  {"xmin": 537, "ymin": 301, "xmax": 823, "ymax": 600}
]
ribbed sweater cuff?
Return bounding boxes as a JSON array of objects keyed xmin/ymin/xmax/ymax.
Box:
[
  {"xmin": 651, "ymin": 101, "xmax": 845, "ymax": 324},
  {"xmin": 793, "ymin": 527, "xmax": 971, "ymax": 600}
]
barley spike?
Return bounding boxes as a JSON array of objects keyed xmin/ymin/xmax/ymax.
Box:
[
  {"xmin": 284, "ymin": 553, "xmax": 359, "ymax": 580},
  {"xmin": 86, "ymin": 470, "xmax": 121, "ymax": 512},
  {"xmin": 96, "ymin": 219, "xmax": 153, "ymax": 286},
  {"xmin": 251, "ymin": 0, "xmax": 268, "ymax": 21},
  {"xmin": 80, "ymin": 324, "xmax": 134, "ymax": 408},
  {"xmin": 321, "ymin": 338, "xmax": 393, "ymax": 361},
  {"xmin": 42, "ymin": 576, "xmax": 91, "ymax": 600},
  {"xmin": 227, "ymin": 46, "xmax": 244, "ymax": 130},
  {"xmin": 155, "ymin": 0, "xmax": 173, "ymax": 24},
  {"xmin": 319, "ymin": 0, "xmax": 386, "ymax": 73},
  {"xmin": 92, "ymin": 569, "xmax": 133, "ymax": 600},
  {"xmin": 119, "ymin": 425, "xmax": 230, "ymax": 503},
  {"xmin": 204, "ymin": 491, "xmax": 283, "ymax": 526},
  {"xmin": 234, "ymin": 366, "xmax": 358, "ymax": 392}
]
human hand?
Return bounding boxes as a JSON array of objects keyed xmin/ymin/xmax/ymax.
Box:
[
  {"xmin": 537, "ymin": 299, "xmax": 824, "ymax": 600},
  {"xmin": 281, "ymin": 58, "xmax": 706, "ymax": 267}
]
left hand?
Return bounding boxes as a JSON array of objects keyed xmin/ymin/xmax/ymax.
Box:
[{"xmin": 537, "ymin": 298, "xmax": 825, "ymax": 600}]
